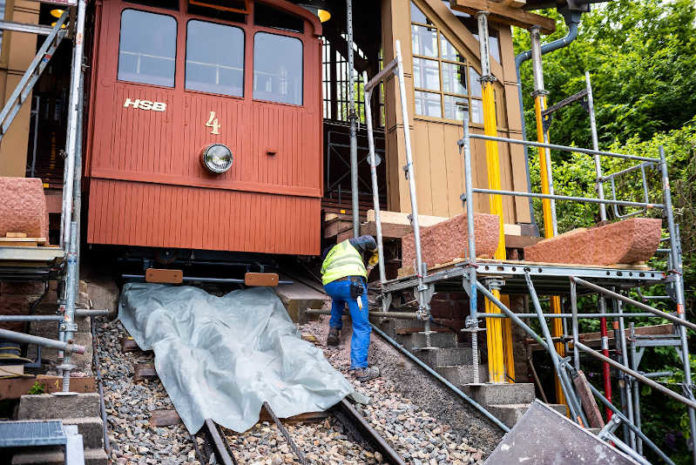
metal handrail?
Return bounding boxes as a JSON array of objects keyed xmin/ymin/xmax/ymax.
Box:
[{"xmin": 466, "ymin": 133, "xmax": 659, "ymax": 163}]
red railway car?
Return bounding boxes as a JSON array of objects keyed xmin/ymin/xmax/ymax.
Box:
[{"xmin": 85, "ymin": 0, "xmax": 323, "ymax": 257}]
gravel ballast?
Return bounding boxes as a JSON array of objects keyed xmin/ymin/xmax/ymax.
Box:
[{"xmin": 97, "ymin": 310, "xmax": 498, "ymax": 464}]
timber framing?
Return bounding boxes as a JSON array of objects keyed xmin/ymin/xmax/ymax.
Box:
[{"xmin": 449, "ymin": 0, "xmax": 556, "ymax": 34}]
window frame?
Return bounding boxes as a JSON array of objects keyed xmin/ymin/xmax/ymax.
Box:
[
  {"xmin": 184, "ymin": 18, "xmax": 246, "ymax": 98},
  {"xmin": 410, "ymin": 3, "xmax": 487, "ymax": 126},
  {"xmin": 252, "ymin": 30, "xmax": 304, "ymax": 107},
  {"xmin": 117, "ymin": 8, "xmax": 178, "ymax": 89}
]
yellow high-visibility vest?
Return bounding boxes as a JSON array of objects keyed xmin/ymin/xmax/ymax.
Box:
[{"xmin": 321, "ymin": 240, "xmax": 367, "ymax": 285}]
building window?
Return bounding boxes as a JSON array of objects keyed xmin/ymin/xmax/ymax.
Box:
[
  {"xmin": 253, "ymin": 32, "xmax": 303, "ymax": 105},
  {"xmin": 118, "ymin": 10, "xmax": 176, "ymax": 87},
  {"xmin": 410, "ymin": 2, "xmax": 484, "ymax": 124},
  {"xmin": 186, "ymin": 20, "xmax": 244, "ymax": 96}
]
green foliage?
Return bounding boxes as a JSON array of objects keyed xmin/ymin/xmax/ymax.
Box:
[
  {"xmin": 515, "ymin": 0, "xmax": 696, "ymax": 148},
  {"xmin": 513, "ymin": 2, "xmax": 696, "ymax": 463},
  {"xmin": 28, "ymin": 381, "xmax": 45, "ymax": 395}
]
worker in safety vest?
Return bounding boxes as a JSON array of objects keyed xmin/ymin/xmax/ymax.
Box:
[{"xmin": 321, "ymin": 235, "xmax": 380, "ymax": 382}]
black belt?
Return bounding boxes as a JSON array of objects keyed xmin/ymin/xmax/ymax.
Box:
[{"xmin": 335, "ymin": 276, "xmax": 363, "ymax": 282}]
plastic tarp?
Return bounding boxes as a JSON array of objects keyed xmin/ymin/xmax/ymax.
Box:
[{"xmin": 118, "ymin": 283, "xmax": 354, "ymax": 433}]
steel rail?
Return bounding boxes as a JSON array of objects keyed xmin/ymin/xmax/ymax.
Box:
[
  {"xmin": 371, "ymin": 323, "xmax": 511, "ymax": 432},
  {"xmin": 263, "ymin": 402, "xmax": 308, "ymax": 465},
  {"xmin": 467, "ymin": 134, "xmax": 659, "ymax": 162},
  {"xmin": 471, "ymin": 187, "xmax": 664, "ymax": 209},
  {"xmin": 331, "ymin": 399, "xmax": 406, "ymax": 465},
  {"xmin": 571, "ymin": 277, "xmax": 696, "ymax": 332},
  {"xmin": 203, "ymin": 419, "xmax": 238, "ymax": 465}
]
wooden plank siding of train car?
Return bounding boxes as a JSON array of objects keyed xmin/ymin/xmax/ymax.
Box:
[
  {"xmin": 85, "ymin": 0, "xmax": 323, "ymax": 255},
  {"xmin": 381, "ymin": 0, "xmax": 531, "ymax": 224}
]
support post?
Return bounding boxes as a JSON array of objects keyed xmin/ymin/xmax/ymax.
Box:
[
  {"xmin": 659, "ymin": 145, "xmax": 696, "ymax": 465},
  {"xmin": 346, "ymin": 0, "xmax": 359, "ymax": 238},
  {"xmin": 586, "ymin": 71, "xmax": 613, "ymax": 418},
  {"xmin": 460, "ymin": 111, "xmax": 480, "ymax": 383},
  {"xmin": 394, "ymin": 41, "xmax": 431, "ymax": 343},
  {"xmin": 362, "ymin": 71, "xmax": 386, "ymax": 286},
  {"xmin": 476, "ymin": 11, "xmax": 507, "ymax": 384},
  {"xmin": 531, "ymin": 26, "xmax": 564, "ymax": 403},
  {"xmin": 60, "ymin": 0, "xmax": 87, "ymax": 250}
]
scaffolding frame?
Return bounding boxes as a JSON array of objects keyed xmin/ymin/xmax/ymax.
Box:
[
  {"xmin": 365, "ymin": 109, "xmax": 694, "ymax": 460},
  {"xmin": 0, "ymin": 0, "xmax": 88, "ymax": 392},
  {"xmin": 362, "ymin": 19, "xmax": 694, "ymax": 460}
]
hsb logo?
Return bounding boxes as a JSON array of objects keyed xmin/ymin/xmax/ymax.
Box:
[{"xmin": 123, "ymin": 98, "xmax": 166, "ymax": 112}]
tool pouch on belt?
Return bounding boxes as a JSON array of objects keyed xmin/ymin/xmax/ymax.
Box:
[{"xmin": 349, "ymin": 277, "xmax": 365, "ymax": 300}]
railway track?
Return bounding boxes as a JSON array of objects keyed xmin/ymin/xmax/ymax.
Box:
[{"xmin": 199, "ymin": 400, "xmax": 406, "ymax": 465}]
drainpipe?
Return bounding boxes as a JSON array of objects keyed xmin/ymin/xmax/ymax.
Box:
[{"xmin": 514, "ymin": 9, "xmax": 581, "ymax": 228}]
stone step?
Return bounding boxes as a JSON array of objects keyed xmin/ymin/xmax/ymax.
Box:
[
  {"xmin": 461, "ymin": 382, "xmax": 536, "ymax": 406},
  {"xmin": 548, "ymin": 403, "xmax": 568, "ymax": 416},
  {"xmin": 395, "ymin": 331, "xmax": 458, "ymax": 350},
  {"xmin": 62, "ymin": 417, "xmax": 104, "ymax": 449},
  {"xmin": 486, "ymin": 403, "xmax": 531, "ymax": 428},
  {"xmin": 435, "ymin": 364, "xmax": 488, "ymax": 385},
  {"xmin": 18, "ymin": 394, "xmax": 101, "ymax": 420},
  {"xmin": 12, "ymin": 447, "xmax": 108, "ymax": 465},
  {"xmin": 377, "ymin": 317, "xmax": 425, "ymax": 336},
  {"xmin": 415, "ymin": 346, "xmax": 473, "ymax": 367}
]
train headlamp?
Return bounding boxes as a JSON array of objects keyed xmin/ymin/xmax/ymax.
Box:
[{"xmin": 200, "ymin": 144, "xmax": 233, "ymax": 174}]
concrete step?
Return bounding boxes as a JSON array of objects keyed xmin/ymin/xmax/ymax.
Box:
[
  {"xmin": 435, "ymin": 364, "xmax": 488, "ymax": 385},
  {"xmin": 486, "ymin": 403, "xmax": 531, "ymax": 428},
  {"xmin": 548, "ymin": 403, "xmax": 568, "ymax": 416},
  {"xmin": 18, "ymin": 394, "xmax": 101, "ymax": 420},
  {"xmin": 62, "ymin": 417, "xmax": 103, "ymax": 449},
  {"xmin": 12, "ymin": 447, "xmax": 108, "ymax": 465},
  {"xmin": 460, "ymin": 382, "xmax": 536, "ymax": 406},
  {"xmin": 377, "ymin": 318, "xmax": 425, "ymax": 337},
  {"xmin": 415, "ymin": 346, "xmax": 473, "ymax": 367},
  {"xmin": 395, "ymin": 331, "xmax": 458, "ymax": 350}
]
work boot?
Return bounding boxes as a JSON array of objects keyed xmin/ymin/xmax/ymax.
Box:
[
  {"xmin": 354, "ymin": 366, "xmax": 380, "ymax": 382},
  {"xmin": 326, "ymin": 328, "xmax": 340, "ymax": 346}
]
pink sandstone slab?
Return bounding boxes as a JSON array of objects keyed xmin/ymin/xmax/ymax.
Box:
[
  {"xmin": 524, "ymin": 218, "xmax": 662, "ymax": 266},
  {"xmin": 0, "ymin": 177, "xmax": 48, "ymax": 240},
  {"xmin": 401, "ymin": 213, "xmax": 500, "ymax": 272}
]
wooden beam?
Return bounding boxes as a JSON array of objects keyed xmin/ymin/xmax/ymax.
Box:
[{"xmin": 449, "ymin": 0, "xmax": 555, "ymax": 34}]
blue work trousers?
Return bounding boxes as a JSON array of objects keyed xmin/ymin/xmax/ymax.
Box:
[{"xmin": 323, "ymin": 277, "xmax": 371, "ymax": 369}]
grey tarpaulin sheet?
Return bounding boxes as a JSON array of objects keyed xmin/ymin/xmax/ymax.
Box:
[{"xmin": 118, "ymin": 283, "xmax": 354, "ymax": 434}]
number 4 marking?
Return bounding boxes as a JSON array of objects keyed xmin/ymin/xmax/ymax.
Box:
[{"xmin": 206, "ymin": 111, "xmax": 221, "ymax": 135}]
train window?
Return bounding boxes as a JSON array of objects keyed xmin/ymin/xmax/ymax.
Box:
[
  {"xmin": 254, "ymin": 4, "xmax": 304, "ymax": 34},
  {"xmin": 186, "ymin": 20, "xmax": 244, "ymax": 96},
  {"xmin": 253, "ymin": 33, "xmax": 303, "ymax": 105},
  {"xmin": 118, "ymin": 10, "xmax": 176, "ymax": 87}
]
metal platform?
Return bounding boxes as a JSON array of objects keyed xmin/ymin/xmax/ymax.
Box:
[
  {"xmin": 0, "ymin": 420, "xmax": 67, "ymax": 448},
  {"xmin": 382, "ymin": 260, "xmax": 664, "ymax": 295},
  {"xmin": 0, "ymin": 246, "xmax": 64, "ymax": 281}
]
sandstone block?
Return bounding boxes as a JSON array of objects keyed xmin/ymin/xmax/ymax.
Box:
[
  {"xmin": 0, "ymin": 295, "xmax": 34, "ymax": 331},
  {"xmin": 524, "ymin": 218, "xmax": 662, "ymax": 266},
  {"xmin": 401, "ymin": 213, "xmax": 500, "ymax": 271},
  {"xmin": 0, "ymin": 177, "xmax": 48, "ymax": 240}
]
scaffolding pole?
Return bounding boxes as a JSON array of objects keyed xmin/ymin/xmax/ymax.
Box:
[
  {"xmin": 58, "ymin": 0, "xmax": 87, "ymax": 392},
  {"xmin": 346, "ymin": 0, "xmax": 359, "ymax": 238},
  {"xmin": 476, "ymin": 11, "xmax": 508, "ymax": 384},
  {"xmin": 530, "ymin": 25, "xmax": 565, "ymax": 405}
]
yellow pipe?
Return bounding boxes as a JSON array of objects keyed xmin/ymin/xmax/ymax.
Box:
[
  {"xmin": 482, "ymin": 82, "xmax": 509, "ymax": 384},
  {"xmin": 534, "ymin": 93, "xmax": 566, "ymax": 405}
]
